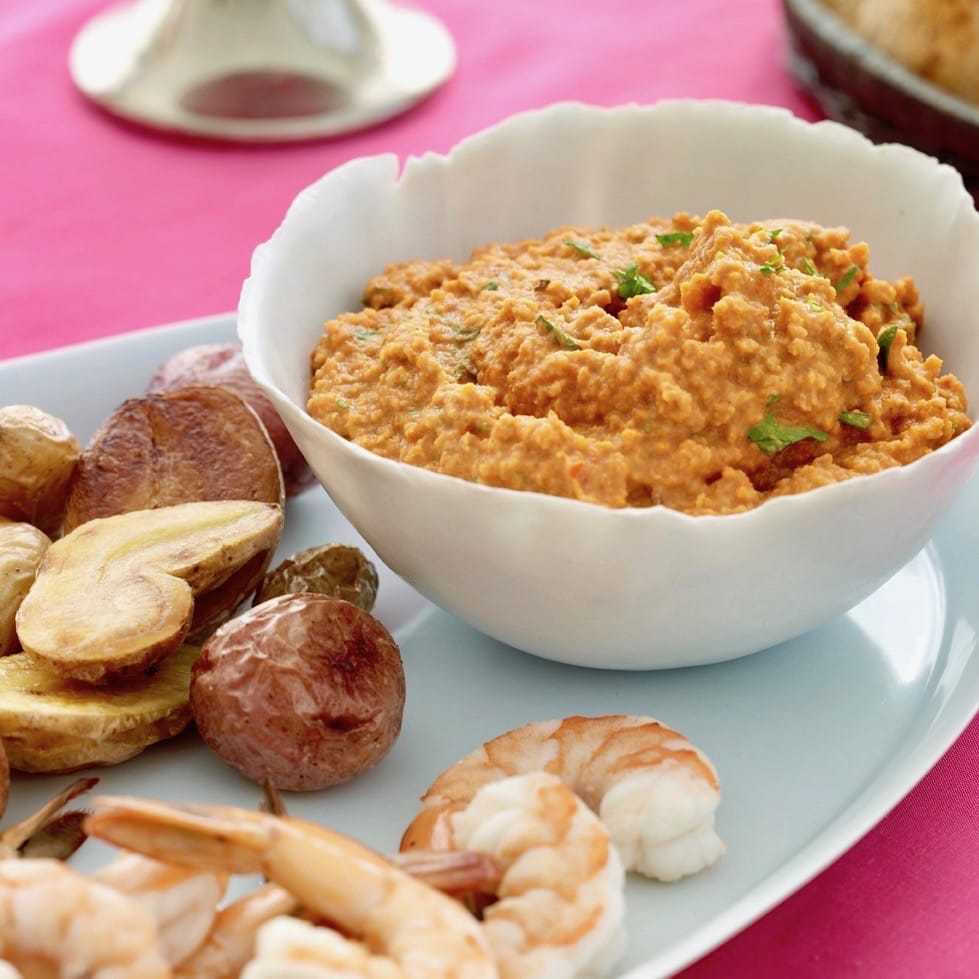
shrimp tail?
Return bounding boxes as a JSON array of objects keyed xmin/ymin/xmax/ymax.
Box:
[{"xmin": 85, "ymin": 796, "xmax": 272, "ymax": 875}]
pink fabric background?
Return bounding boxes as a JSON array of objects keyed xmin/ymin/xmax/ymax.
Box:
[{"xmin": 3, "ymin": 1, "xmax": 979, "ymax": 974}]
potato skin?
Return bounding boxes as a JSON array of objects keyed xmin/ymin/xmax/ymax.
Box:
[
  {"xmin": 255, "ymin": 543, "xmax": 379, "ymax": 611},
  {"xmin": 146, "ymin": 343, "xmax": 314, "ymax": 496},
  {"xmin": 0, "ymin": 405, "xmax": 80, "ymax": 536},
  {"xmin": 190, "ymin": 594, "xmax": 405, "ymax": 791},
  {"xmin": 62, "ymin": 385, "xmax": 284, "ymax": 533}
]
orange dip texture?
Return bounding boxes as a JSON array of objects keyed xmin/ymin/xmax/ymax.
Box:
[{"xmin": 308, "ymin": 210, "xmax": 970, "ymax": 514}]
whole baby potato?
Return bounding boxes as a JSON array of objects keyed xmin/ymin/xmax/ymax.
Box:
[
  {"xmin": 255, "ymin": 543, "xmax": 379, "ymax": 611},
  {"xmin": 146, "ymin": 343, "xmax": 314, "ymax": 496},
  {"xmin": 190, "ymin": 593, "xmax": 405, "ymax": 790},
  {"xmin": 0, "ymin": 405, "xmax": 80, "ymax": 536}
]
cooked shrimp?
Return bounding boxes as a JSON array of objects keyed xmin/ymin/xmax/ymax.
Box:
[
  {"xmin": 84, "ymin": 796, "xmax": 498, "ymax": 979},
  {"xmin": 93, "ymin": 853, "xmax": 227, "ymax": 967},
  {"xmin": 176, "ymin": 883, "xmax": 298, "ymax": 979},
  {"xmin": 456, "ymin": 772, "xmax": 626, "ymax": 979},
  {"xmin": 0, "ymin": 858, "xmax": 171, "ymax": 978},
  {"xmin": 243, "ymin": 914, "xmax": 416, "ymax": 979},
  {"xmin": 401, "ymin": 715, "xmax": 724, "ymax": 882}
]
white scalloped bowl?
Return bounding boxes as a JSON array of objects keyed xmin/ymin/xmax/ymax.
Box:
[{"xmin": 239, "ymin": 101, "xmax": 979, "ymax": 670}]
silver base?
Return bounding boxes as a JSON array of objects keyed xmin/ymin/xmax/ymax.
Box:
[{"xmin": 69, "ymin": 0, "xmax": 456, "ymax": 142}]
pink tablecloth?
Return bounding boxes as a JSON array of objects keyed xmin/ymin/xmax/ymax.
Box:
[{"xmin": 2, "ymin": 1, "xmax": 978, "ymax": 974}]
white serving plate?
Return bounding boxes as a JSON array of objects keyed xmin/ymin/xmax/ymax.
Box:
[{"xmin": 4, "ymin": 313, "xmax": 979, "ymax": 977}]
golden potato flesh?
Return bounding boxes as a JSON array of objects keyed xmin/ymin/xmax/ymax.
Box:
[
  {"xmin": 16, "ymin": 500, "xmax": 283, "ymax": 683},
  {"xmin": 62, "ymin": 385, "xmax": 284, "ymax": 534},
  {"xmin": 0, "ymin": 518, "xmax": 51, "ymax": 657},
  {"xmin": 0, "ymin": 644, "xmax": 199, "ymax": 773},
  {"xmin": 0, "ymin": 405, "xmax": 80, "ymax": 536}
]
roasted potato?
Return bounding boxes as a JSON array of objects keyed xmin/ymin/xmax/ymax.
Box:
[
  {"xmin": 191, "ymin": 594, "xmax": 405, "ymax": 791},
  {"xmin": 0, "ymin": 405, "xmax": 80, "ymax": 536},
  {"xmin": 63, "ymin": 385, "xmax": 284, "ymax": 534},
  {"xmin": 255, "ymin": 543, "xmax": 379, "ymax": 611},
  {"xmin": 146, "ymin": 343, "xmax": 314, "ymax": 495},
  {"xmin": 0, "ymin": 517, "xmax": 51, "ymax": 656},
  {"xmin": 16, "ymin": 500, "xmax": 283, "ymax": 682},
  {"xmin": 0, "ymin": 644, "xmax": 199, "ymax": 773}
]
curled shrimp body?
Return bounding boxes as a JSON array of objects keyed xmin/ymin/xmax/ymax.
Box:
[
  {"xmin": 93, "ymin": 854, "xmax": 227, "ymax": 968},
  {"xmin": 84, "ymin": 797, "xmax": 498, "ymax": 979},
  {"xmin": 176, "ymin": 883, "xmax": 298, "ymax": 979},
  {"xmin": 402, "ymin": 715, "xmax": 724, "ymax": 883},
  {"xmin": 453, "ymin": 772, "xmax": 626, "ymax": 979},
  {"xmin": 244, "ymin": 915, "xmax": 417, "ymax": 979},
  {"xmin": 0, "ymin": 858, "xmax": 171, "ymax": 978}
]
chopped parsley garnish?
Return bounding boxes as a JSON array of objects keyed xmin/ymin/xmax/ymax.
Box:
[
  {"xmin": 565, "ymin": 239, "xmax": 600, "ymax": 260},
  {"xmin": 876, "ymin": 324, "xmax": 904, "ymax": 371},
  {"xmin": 759, "ymin": 259, "xmax": 785, "ymax": 275},
  {"xmin": 656, "ymin": 231, "xmax": 695, "ymax": 248},
  {"xmin": 473, "ymin": 420, "xmax": 491, "ymax": 434},
  {"xmin": 748, "ymin": 412, "xmax": 828, "ymax": 457},
  {"xmin": 806, "ymin": 298, "xmax": 826, "ymax": 311},
  {"xmin": 801, "ymin": 257, "xmax": 818, "ymax": 276},
  {"xmin": 835, "ymin": 264, "xmax": 859, "ymax": 293},
  {"xmin": 482, "ymin": 281, "xmax": 499, "ymax": 291},
  {"xmin": 612, "ymin": 263, "xmax": 656, "ymax": 298},
  {"xmin": 768, "ymin": 228, "xmax": 783, "ymax": 240},
  {"xmin": 536, "ymin": 314, "xmax": 581, "ymax": 350},
  {"xmin": 454, "ymin": 327, "xmax": 481, "ymax": 342},
  {"xmin": 336, "ymin": 397, "xmax": 350, "ymax": 410},
  {"xmin": 840, "ymin": 410, "xmax": 872, "ymax": 430},
  {"xmin": 353, "ymin": 328, "xmax": 379, "ymax": 340}
]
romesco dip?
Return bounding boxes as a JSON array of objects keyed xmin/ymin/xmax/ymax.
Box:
[{"xmin": 308, "ymin": 210, "xmax": 970, "ymax": 514}]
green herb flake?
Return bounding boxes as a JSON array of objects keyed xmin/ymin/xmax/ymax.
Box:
[
  {"xmin": 768, "ymin": 228, "xmax": 783, "ymax": 240},
  {"xmin": 482, "ymin": 281, "xmax": 499, "ymax": 291},
  {"xmin": 802, "ymin": 257, "xmax": 818, "ymax": 276},
  {"xmin": 565, "ymin": 239, "xmax": 600, "ymax": 260},
  {"xmin": 805, "ymin": 298, "xmax": 826, "ymax": 312},
  {"xmin": 876, "ymin": 324, "xmax": 904, "ymax": 371},
  {"xmin": 536, "ymin": 314, "xmax": 581, "ymax": 350},
  {"xmin": 353, "ymin": 328, "xmax": 379, "ymax": 340},
  {"xmin": 835, "ymin": 264, "xmax": 860, "ymax": 293},
  {"xmin": 759, "ymin": 259, "xmax": 785, "ymax": 275},
  {"xmin": 474, "ymin": 420, "xmax": 491, "ymax": 434},
  {"xmin": 336, "ymin": 397, "xmax": 350, "ymax": 410},
  {"xmin": 748, "ymin": 412, "xmax": 828, "ymax": 457},
  {"xmin": 454, "ymin": 327, "xmax": 481, "ymax": 342},
  {"xmin": 656, "ymin": 231, "xmax": 695, "ymax": 248},
  {"xmin": 612, "ymin": 263, "xmax": 656, "ymax": 298},
  {"xmin": 840, "ymin": 410, "xmax": 873, "ymax": 430}
]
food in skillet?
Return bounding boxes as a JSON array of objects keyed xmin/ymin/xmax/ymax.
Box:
[{"xmin": 308, "ymin": 210, "xmax": 969, "ymax": 514}]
